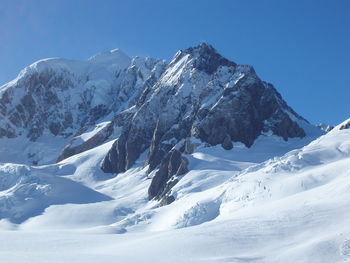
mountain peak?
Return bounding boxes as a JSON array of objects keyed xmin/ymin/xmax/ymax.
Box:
[
  {"xmin": 184, "ymin": 42, "xmax": 215, "ymax": 54},
  {"xmin": 87, "ymin": 48, "xmax": 131, "ymax": 67},
  {"xmin": 179, "ymin": 43, "xmax": 236, "ymax": 74}
]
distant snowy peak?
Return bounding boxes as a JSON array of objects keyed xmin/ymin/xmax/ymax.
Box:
[
  {"xmin": 0, "ymin": 49, "xmax": 165, "ymax": 142},
  {"xmin": 15, "ymin": 48, "xmax": 131, "ymax": 84},
  {"xmin": 88, "ymin": 48, "xmax": 131, "ymax": 66},
  {"xmin": 317, "ymin": 122, "xmax": 334, "ymax": 133}
]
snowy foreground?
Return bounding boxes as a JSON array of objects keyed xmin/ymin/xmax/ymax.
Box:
[{"xmin": 1, "ymin": 119, "xmax": 350, "ymax": 262}]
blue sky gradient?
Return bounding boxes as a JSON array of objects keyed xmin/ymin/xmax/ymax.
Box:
[{"xmin": 0, "ymin": 0, "xmax": 349, "ymax": 125}]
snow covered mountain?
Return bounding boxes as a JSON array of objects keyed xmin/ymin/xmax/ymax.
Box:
[
  {"xmin": 1, "ymin": 43, "xmax": 348, "ymax": 263},
  {"xmin": 0, "ymin": 43, "xmax": 323, "ymax": 203},
  {"xmin": 0, "ymin": 43, "xmax": 316, "ymax": 161},
  {"xmin": 0, "ymin": 49, "xmax": 166, "ymax": 164}
]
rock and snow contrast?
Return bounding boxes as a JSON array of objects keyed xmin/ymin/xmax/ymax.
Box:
[{"xmin": 0, "ymin": 43, "xmax": 348, "ymax": 263}]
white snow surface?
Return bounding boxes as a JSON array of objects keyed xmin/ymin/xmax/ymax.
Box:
[{"xmin": 0, "ymin": 118, "xmax": 349, "ymax": 262}]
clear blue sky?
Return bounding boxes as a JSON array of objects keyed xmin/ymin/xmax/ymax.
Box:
[{"xmin": 0, "ymin": 0, "xmax": 349, "ymax": 125}]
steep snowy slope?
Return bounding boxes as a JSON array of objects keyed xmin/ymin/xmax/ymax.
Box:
[
  {"xmin": 8, "ymin": 133, "xmax": 312, "ymax": 229},
  {"xmin": 0, "ymin": 162, "xmax": 111, "ymax": 224},
  {"xmin": 155, "ymin": 118, "xmax": 350, "ymax": 229},
  {"xmin": 0, "ymin": 117, "xmax": 333, "ymax": 226}
]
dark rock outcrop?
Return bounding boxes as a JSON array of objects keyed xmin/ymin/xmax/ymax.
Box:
[
  {"xmin": 159, "ymin": 195, "xmax": 176, "ymax": 206},
  {"xmin": 182, "ymin": 43, "xmax": 236, "ymax": 74},
  {"xmin": 222, "ymin": 134, "xmax": 233, "ymax": 150},
  {"xmin": 57, "ymin": 122, "xmax": 114, "ymax": 162},
  {"xmin": 101, "ymin": 130, "xmax": 128, "ymax": 173},
  {"xmin": 148, "ymin": 149, "xmax": 188, "ymax": 201},
  {"xmin": 0, "ymin": 69, "xmax": 77, "ymax": 141},
  {"xmin": 340, "ymin": 121, "xmax": 350, "ymax": 130}
]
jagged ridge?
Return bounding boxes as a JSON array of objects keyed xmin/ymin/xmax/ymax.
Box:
[{"xmin": 100, "ymin": 43, "xmax": 308, "ymax": 202}]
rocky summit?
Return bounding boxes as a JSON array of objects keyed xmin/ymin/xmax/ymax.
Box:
[{"xmin": 0, "ymin": 43, "xmax": 315, "ymax": 204}]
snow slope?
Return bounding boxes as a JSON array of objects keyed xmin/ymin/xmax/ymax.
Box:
[
  {"xmin": 0, "ymin": 162, "xmax": 111, "ymax": 224},
  {"xmin": 0, "ymin": 119, "xmax": 348, "ymax": 262}
]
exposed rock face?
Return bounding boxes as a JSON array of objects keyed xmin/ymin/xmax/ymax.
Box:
[
  {"xmin": 181, "ymin": 43, "xmax": 236, "ymax": 74},
  {"xmin": 222, "ymin": 134, "xmax": 233, "ymax": 150},
  {"xmin": 148, "ymin": 149, "xmax": 188, "ymax": 202},
  {"xmin": 339, "ymin": 121, "xmax": 350, "ymax": 130},
  {"xmin": 0, "ymin": 69, "xmax": 77, "ymax": 141},
  {"xmin": 159, "ymin": 195, "xmax": 176, "ymax": 206},
  {"xmin": 195, "ymin": 80, "xmax": 306, "ymax": 146},
  {"xmin": 182, "ymin": 137, "xmax": 197, "ymax": 154},
  {"xmin": 101, "ymin": 129, "xmax": 129, "ymax": 173}
]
